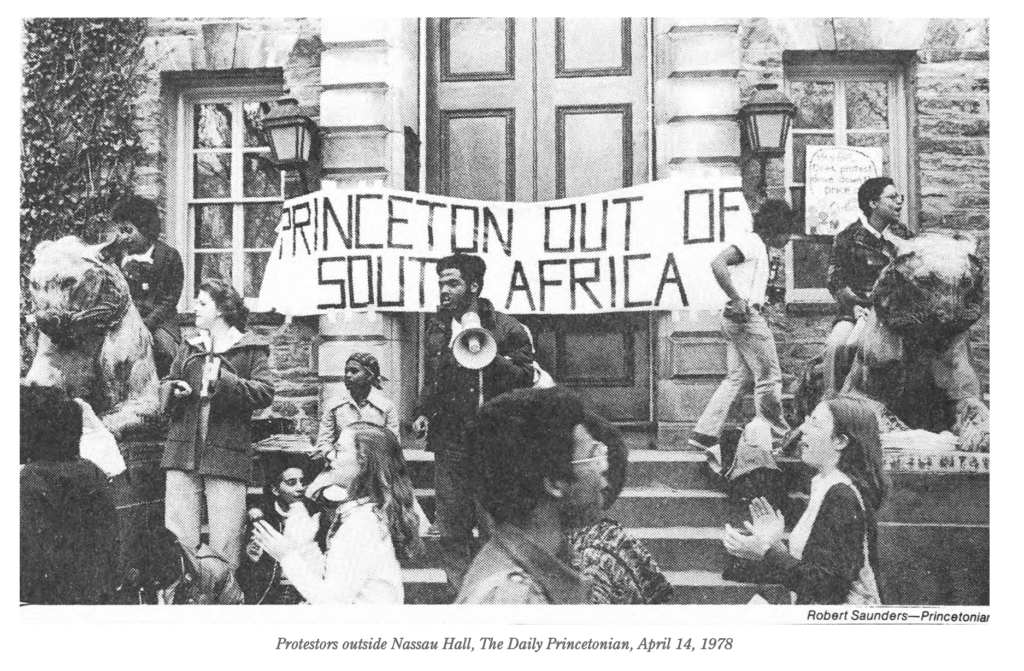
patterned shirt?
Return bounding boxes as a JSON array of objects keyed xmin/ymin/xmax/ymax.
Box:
[
  {"xmin": 567, "ymin": 519, "xmax": 673, "ymax": 604},
  {"xmin": 827, "ymin": 219, "xmax": 913, "ymax": 313}
]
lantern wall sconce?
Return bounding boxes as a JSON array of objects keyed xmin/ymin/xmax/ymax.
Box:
[
  {"xmin": 263, "ymin": 95, "xmax": 318, "ymax": 194},
  {"xmin": 738, "ymin": 83, "xmax": 797, "ymax": 196}
]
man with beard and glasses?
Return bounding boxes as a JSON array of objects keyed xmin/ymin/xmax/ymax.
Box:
[
  {"xmin": 411, "ymin": 254, "xmax": 535, "ymax": 594},
  {"xmin": 457, "ymin": 387, "xmax": 607, "ymax": 604}
]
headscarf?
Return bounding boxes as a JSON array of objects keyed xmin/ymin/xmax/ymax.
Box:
[{"xmin": 346, "ymin": 352, "xmax": 386, "ymax": 390}]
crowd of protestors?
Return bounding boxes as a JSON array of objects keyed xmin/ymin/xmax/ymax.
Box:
[{"xmin": 21, "ymin": 187, "xmax": 901, "ymax": 606}]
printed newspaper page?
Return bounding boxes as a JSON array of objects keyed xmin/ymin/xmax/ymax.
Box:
[{"xmin": 11, "ymin": 5, "xmax": 1014, "ymax": 667}]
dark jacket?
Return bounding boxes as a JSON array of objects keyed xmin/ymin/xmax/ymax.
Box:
[
  {"xmin": 160, "ymin": 332, "xmax": 274, "ymax": 482},
  {"xmin": 20, "ymin": 459, "xmax": 119, "ymax": 605},
  {"xmin": 763, "ymin": 483, "xmax": 880, "ymax": 605},
  {"xmin": 827, "ymin": 220, "xmax": 913, "ymax": 316},
  {"xmin": 122, "ymin": 239, "xmax": 184, "ymax": 340},
  {"xmin": 415, "ymin": 298, "xmax": 534, "ymax": 449},
  {"xmin": 456, "ymin": 522, "xmax": 590, "ymax": 604},
  {"xmin": 237, "ymin": 501, "xmax": 305, "ymax": 605}
]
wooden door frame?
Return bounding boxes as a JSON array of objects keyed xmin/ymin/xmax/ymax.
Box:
[{"xmin": 421, "ymin": 17, "xmax": 659, "ymax": 430}]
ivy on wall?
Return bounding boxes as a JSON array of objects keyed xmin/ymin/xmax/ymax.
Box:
[{"xmin": 20, "ymin": 18, "xmax": 147, "ymax": 372}]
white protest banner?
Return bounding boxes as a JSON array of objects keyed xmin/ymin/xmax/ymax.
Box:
[
  {"xmin": 257, "ymin": 176, "xmax": 754, "ymax": 316},
  {"xmin": 804, "ymin": 145, "xmax": 883, "ymax": 235}
]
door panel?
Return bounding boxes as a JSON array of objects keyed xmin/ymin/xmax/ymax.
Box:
[
  {"xmin": 428, "ymin": 18, "xmax": 533, "ymax": 201},
  {"xmin": 440, "ymin": 18, "xmax": 515, "ymax": 81},
  {"xmin": 556, "ymin": 104, "xmax": 631, "ymax": 198},
  {"xmin": 536, "ymin": 17, "xmax": 648, "ymax": 201},
  {"xmin": 428, "ymin": 18, "xmax": 651, "ymax": 422},
  {"xmin": 556, "ymin": 18, "xmax": 631, "ymax": 76},
  {"xmin": 521, "ymin": 312, "xmax": 649, "ymax": 422},
  {"xmin": 439, "ymin": 110, "xmax": 516, "ymax": 200}
]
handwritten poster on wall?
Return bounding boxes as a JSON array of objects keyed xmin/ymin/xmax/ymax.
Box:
[
  {"xmin": 257, "ymin": 176, "xmax": 755, "ymax": 316},
  {"xmin": 804, "ymin": 145, "xmax": 884, "ymax": 235}
]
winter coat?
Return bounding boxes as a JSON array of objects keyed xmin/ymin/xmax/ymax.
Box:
[
  {"xmin": 415, "ymin": 298, "xmax": 534, "ymax": 449},
  {"xmin": 160, "ymin": 331, "xmax": 274, "ymax": 483}
]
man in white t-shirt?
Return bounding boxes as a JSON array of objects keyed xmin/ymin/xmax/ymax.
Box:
[{"xmin": 689, "ymin": 200, "xmax": 792, "ymax": 475}]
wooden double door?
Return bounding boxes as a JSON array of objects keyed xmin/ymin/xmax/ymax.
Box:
[{"xmin": 426, "ymin": 18, "xmax": 651, "ymax": 421}]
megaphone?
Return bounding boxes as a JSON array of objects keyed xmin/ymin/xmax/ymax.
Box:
[{"xmin": 451, "ymin": 312, "xmax": 497, "ymax": 370}]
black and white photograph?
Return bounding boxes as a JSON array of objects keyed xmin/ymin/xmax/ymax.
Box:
[{"xmin": 14, "ymin": 9, "xmax": 1006, "ymax": 663}]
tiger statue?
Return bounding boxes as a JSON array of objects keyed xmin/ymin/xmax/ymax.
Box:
[
  {"xmin": 796, "ymin": 232, "xmax": 989, "ymax": 452},
  {"xmin": 24, "ymin": 235, "xmax": 160, "ymax": 439}
]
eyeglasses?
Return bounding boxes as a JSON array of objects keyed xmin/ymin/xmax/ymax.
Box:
[
  {"xmin": 571, "ymin": 442, "xmax": 609, "ymax": 467},
  {"xmin": 881, "ymin": 192, "xmax": 905, "ymax": 203}
]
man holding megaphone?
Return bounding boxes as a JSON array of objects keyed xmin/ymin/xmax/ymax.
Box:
[{"xmin": 412, "ymin": 254, "xmax": 535, "ymax": 594}]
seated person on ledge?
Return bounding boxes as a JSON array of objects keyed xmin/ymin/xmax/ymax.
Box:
[
  {"xmin": 104, "ymin": 196, "xmax": 184, "ymax": 378},
  {"xmin": 823, "ymin": 177, "xmax": 912, "ymax": 397}
]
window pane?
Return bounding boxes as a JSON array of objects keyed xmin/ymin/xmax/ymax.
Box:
[
  {"xmin": 244, "ymin": 252, "xmax": 271, "ymax": 298},
  {"xmin": 791, "ymin": 133, "xmax": 833, "ymax": 182},
  {"xmin": 243, "ymin": 101, "xmax": 272, "ymax": 148},
  {"xmin": 194, "ymin": 204, "xmax": 233, "ymax": 249},
  {"xmin": 846, "ymin": 82, "xmax": 888, "ymax": 130},
  {"xmin": 193, "ymin": 153, "xmax": 231, "ymax": 198},
  {"xmin": 847, "ymin": 133, "xmax": 891, "ymax": 176},
  {"xmin": 194, "ymin": 252, "xmax": 233, "ymax": 290},
  {"xmin": 243, "ymin": 153, "xmax": 281, "ymax": 198},
  {"xmin": 194, "ymin": 104, "xmax": 232, "ymax": 149},
  {"xmin": 244, "ymin": 203, "xmax": 282, "ymax": 249},
  {"xmin": 790, "ymin": 81, "xmax": 834, "ymax": 130}
]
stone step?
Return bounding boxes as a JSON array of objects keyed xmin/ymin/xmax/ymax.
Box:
[
  {"xmin": 400, "ymin": 568, "xmax": 790, "ymax": 605},
  {"xmin": 402, "ymin": 487, "xmax": 806, "ymax": 529},
  {"xmin": 401, "ymin": 527, "xmax": 737, "ymax": 573},
  {"xmin": 247, "ymin": 467, "xmax": 989, "ymax": 527},
  {"xmin": 400, "ymin": 448, "xmax": 810, "ymax": 491}
]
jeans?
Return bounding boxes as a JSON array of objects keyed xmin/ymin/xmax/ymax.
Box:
[
  {"xmin": 693, "ymin": 310, "xmax": 789, "ymax": 443},
  {"xmin": 432, "ymin": 434, "xmax": 489, "ymax": 593},
  {"xmin": 164, "ymin": 470, "xmax": 247, "ymax": 571}
]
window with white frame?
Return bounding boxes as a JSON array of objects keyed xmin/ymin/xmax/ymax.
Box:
[
  {"xmin": 782, "ymin": 55, "xmax": 912, "ymax": 303},
  {"xmin": 173, "ymin": 85, "xmax": 285, "ymax": 308}
]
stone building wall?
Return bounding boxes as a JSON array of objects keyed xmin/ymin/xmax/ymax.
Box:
[
  {"xmin": 737, "ymin": 17, "xmax": 990, "ymax": 398},
  {"xmin": 132, "ymin": 18, "xmax": 325, "ymax": 433},
  {"xmin": 110, "ymin": 16, "xmax": 989, "ymax": 442}
]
